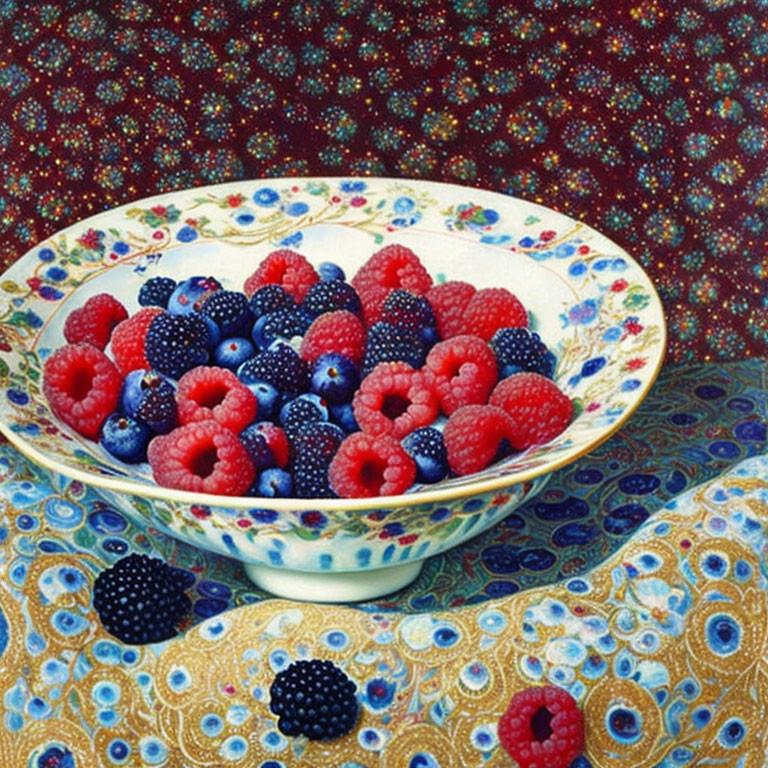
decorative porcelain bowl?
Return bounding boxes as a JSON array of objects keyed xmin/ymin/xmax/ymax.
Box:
[{"xmin": 0, "ymin": 177, "xmax": 665, "ymax": 601}]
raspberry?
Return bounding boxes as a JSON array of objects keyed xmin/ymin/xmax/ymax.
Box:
[
  {"xmin": 442, "ymin": 404, "xmax": 517, "ymax": 476},
  {"xmin": 425, "ymin": 281, "xmax": 476, "ymax": 339},
  {"xmin": 329, "ymin": 432, "xmax": 416, "ymax": 498},
  {"xmin": 488, "ymin": 373, "xmax": 573, "ymax": 450},
  {"xmin": 300, "ymin": 310, "xmax": 366, "ymax": 366},
  {"xmin": 424, "ymin": 335, "xmax": 498, "ymax": 415},
  {"xmin": 148, "ymin": 420, "xmax": 254, "ymax": 496},
  {"xmin": 460, "ymin": 287, "xmax": 528, "ymax": 341},
  {"xmin": 351, "ymin": 244, "xmax": 433, "ymax": 326},
  {"xmin": 138, "ymin": 276, "xmax": 177, "ymax": 309},
  {"xmin": 497, "ymin": 686, "xmax": 584, "ymax": 768},
  {"xmin": 110, "ymin": 308, "xmax": 163, "ymax": 376},
  {"xmin": 93, "ymin": 553, "xmax": 192, "ymax": 645},
  {"xmin": 176, "ymin": 366, "xmax": 257, "ymax": 433},
  {"xmin": 352, "ymin": 362, "xmax": 439, "ymax": 440},
  {"xmin": 243, "ymin": 249, "xmax": 319, "ymax": 302},
  {"xmin": 491, "ymin": 327, "xmax": 556, "ymax": 379},
  {"xmin": 63, "ymin": 293, "xmax": 129, "ymax": 350},
  {"xmin": 42, "ymin": 343, "xmax": 123, "ymax": 440},
  {"xmin": 144, "ymin": 312, "xmax": 212, "ymax": 379},
  {"xmin": 362, "ymin": 321, "xmax": 426, "ymax": 376},
  {"xmin": 301, "ymin": 279, "xmax": 361, "ymax": 318}
]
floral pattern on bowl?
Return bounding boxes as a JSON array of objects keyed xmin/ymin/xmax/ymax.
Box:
[{"xmin": 0, "ymin": 177, "xmax": 666, "ymax": 597}]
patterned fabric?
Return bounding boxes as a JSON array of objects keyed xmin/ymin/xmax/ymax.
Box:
[
  {"xmin": 0, "ymin": 361, "xmax": 767, "ymax": 766},
  {"xmin": 0, "ymin": 1, "xmax": 765, "ymax": 364}
]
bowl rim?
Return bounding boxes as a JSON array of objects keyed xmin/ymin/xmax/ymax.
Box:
[{"xmin": 0, "ymin": 175, "xmax": 668, "ymax": 512}]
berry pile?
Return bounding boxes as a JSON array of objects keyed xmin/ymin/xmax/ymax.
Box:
[{"xmin": 42, "ymin": 245, "xmax": 574, "ymax": 499}]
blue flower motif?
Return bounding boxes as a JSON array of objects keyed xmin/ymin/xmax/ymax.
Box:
[
  {"xmin": 6, "ymin": 389, "xmax": 28, "ymax": 406},
  {"xmin": 283, "ymin": 201, "xmax": 309, "ymax": 217},
  {"xmin": 581, "ymin": 356, "xmax": 606, "ymax": 377},
  {"xmin": 393, "ymin": 196, "xmax": 416, "ymax": 214},
  {"xmin": 249, "ymin": 508, "xmax": 279, "ymax": 523},
  {"xmin": 38, "ymin": 286, "xmax": 64, "ymax": 301},
  {"xmin": 253, "ymin": 187, "xmax": 280, "ymax": 206},
  {"xmin": 364, "ymin": 678, "xmax": 396, "ymax": 710},
  {"xmin": 176, "ymin": 226, "xmax": 198, "ymax": 243},
  {"xmin": 38, "ymin": 248, "xmax": 55, "ymax": 262},
  {"xmin": 602, "ymin": 326, "xmax": 622, "ymax": 342},
  {"xmin": 568, "ymin": 261, "xmax": 588, "ymax": 277},
  {"xmin": 235, "ymin": 213, "xmax": 255, "ymax": 226},
  {"xmin": 479, "ymin": 233, "xmax": 512, "ymax": 245},
  {"xmin": 340, "ymin": 179, "xmax": 366, "ymax": 193},
  {"xmin": 391, "ymin": 211, "xmax": 422, "ymax": 228},
  {"xmin": 113, "ymin": 241, "xmax": 130, "ymax": 255},
  {"xmin": 567, "ymin": 298, "xmax": 600, "ymax": 326},
  {"xmin": 621, "ymin": 378, "xmax": 641, "ymax": 391},
  {"xmin": 299, "ymin": 510, "xmax": 327, "ymax": 529},
  {"xmin": 37, "ymin": 746, "xmax": 75, "ymax": 768},
  {"xmin": 518, "ymin": 236, "xmax": 536, "ymax": 248},
  {"xmin": 555, "ymin": 243, "xmax": 576, "ymax": 258},
  {"xmin": 45, "ymin": 266, "xmax": 68, "ymax": 282},
  {"xmin": 279, "ymin": 231, "xmax": 303, "ymax": 247}
]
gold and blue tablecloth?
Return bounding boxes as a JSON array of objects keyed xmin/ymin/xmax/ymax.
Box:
[{"xmin": 1, "ymin": 358, "xmax": 767, "ymax": 767}]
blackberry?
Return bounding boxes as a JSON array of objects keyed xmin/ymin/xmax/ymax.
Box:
[
  {"xmin": 301, "ymin": 279, "xmax": 362, "ymax": 318},
  {"xmin": 240, "ymin": 423, "xmax": 278, "ymax": 472},
  {"xmin": 291, "ymin": 421, "xmax": 344, "ymax": 498},
  {"xmin": 138, "ymin": 276, "xmax": 177, "ymax": 309},
  {"xmin": 237, "ymin": 342, "xmax": 309, "ymax": 398},
  {"xmin": 248, "ymin": 284, "xmax": 296, "ymax": 320},
  {"xmin": 380, "ymin": 289, "xmax": 436, "ymax": 332},
  {"xmin": 134, "ymin": 374, "xmax": 178, "ymax": 434},
  {"xmin": 401, "ymin": 426, "xmax": 449, "ymax": 484},
  {"xmin": 252, "ymin": 307, "xmax": 312, "ymax": 349},
  {"xmin": 201, "ymin": 290, "xmax": 252, "ymax": 337},
  {"xmin": 280, "ymin": 394, "xmax": 328, "ymax": 437},
  {"xmin": 269, "ymin": 659, "xmax": 359, "ymax": 740},
  {"xmin": 92, "ymin": 553, "xmax": 192, "ymax": 645},
  {"xmin": 362, "ymin": 322, "xmax": 426, "ymax": 376},
  {"xmin": 490, "ymin": 327, "xmax": 556, "ymax": 379},
  {"xmin": 145, "ymin": 312, "xmax": 211, "ymax": 379}
]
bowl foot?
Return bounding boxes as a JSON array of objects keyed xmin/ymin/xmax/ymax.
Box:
[{"xmin": 243, "ymin": 560, "xmax": 423, "ymax": 603}]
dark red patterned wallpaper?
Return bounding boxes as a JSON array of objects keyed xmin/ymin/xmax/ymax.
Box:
[{"xmin": 0, "ymin": 0, "xmax": 765, "ymax": 363}]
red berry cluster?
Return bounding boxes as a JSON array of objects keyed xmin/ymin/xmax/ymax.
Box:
[{"xmin": 42, "ymin": 243, "xmax": 574, "ymax": 500}]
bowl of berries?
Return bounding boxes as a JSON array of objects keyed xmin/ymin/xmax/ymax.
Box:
[{"xmin": 0, "ymin": 177, "xmax": 665, "ymax": 601}]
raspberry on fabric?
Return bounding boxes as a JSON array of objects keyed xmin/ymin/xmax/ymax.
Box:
[
  {"xmin": 424, "ymin": 334, "xmax": 498, "ymax": 415},
  {"xmin": 243, "ymin": 249, "xmax": 320, "ymax": 302},
  {"xmin": 110, "ymin": 307, "xmax": 163, "ymax": 376},
  {"xmin": 460, "ymin": 287, "xmax": 528, "ymax": 341},
  {"xmin": 42, "ymin": 343, "xmax": 123, "ymax": 440},
  {"xmin": 329, "ymin": 432, "xmax": 416, "ymax": 498},
  {"xmin": 63, "ymin": 293, "xmax": 129, "ymax": 350},
  {"xmin": 92, "ymin": 553, "xmax": 192, "ymax": 645},
  {"xmin": 300, "ymin": 310, "xmax": 366, "ymax": 366},
  {"xmin": 489, "ymin": 373, "xmax": 573, "ymax": 450},
  {"xmin": 361, "ymin": 321, "xmax": 427, "ymax": 376},
  {"xmin": 269, "ymin": 659, "xmax": 359, "ymax": 741},
  {"xmin": 138, "ymin": 276, "xmax": 177, "ymax": 309},
  {"xmin": 425, "ymin": 281, "xmax": 476, "ymax": 340},
  {"xmin": 353, "ymin": 361, "xmax": 439, "ymax": 440},
  {"xmin": 144, "ymin": 312, "xmax": 212, "ymax": 380},
  {"xmin": 147, "ymin": 420, "xmax": 254, "ymax": 496},
  {"xmin": 491, "ymin": 327, "xmax": 556, "ymax": 379},
  {"xmin": 175, "ymin": 366, "xmax": 257, "ymax": 433},
  {"xmin": 442, "ymin": 404, "xmax": 517, "ymax": 476},
  {"xmin": 351, "ymin": 243, "xmax": 433, "ymax": 326},
  {"xmin": 497, "ymin": 686, "xmax": 584, "ymax": 768}
]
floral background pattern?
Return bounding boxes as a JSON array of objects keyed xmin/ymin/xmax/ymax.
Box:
[{"xmin": 0, "ymin": 0, "xmax": 765, "ymax": 363}]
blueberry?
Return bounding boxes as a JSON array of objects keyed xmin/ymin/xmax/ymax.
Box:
[
  {"xmin": 240, "ymin": 423, "xmax": 278, "ymax": 472},
  {"xmin": 120, "ymin": 369, "xmax": 150, "ymax": 415},
  {"xmin": 242, "ymin": 381, "xmax": 280, "ymax": 420},
  {"xmin": 166, "ymin": 276, "xmax": 222, "ymax": 315},
  {"xmin": 256, "ymin": 468, "xmax": 293, "ymax": 497},
  {"xmin": 317, "ymin": 261, "xmax": 345, "ymax": 281},
  {"xmin": 214, "ymin": 337, "xmax": 255, "ymax": 370},
  {"xmin": 329, "ymin": 402, "xmax": 359, "ymax": 433},
  {"xmin": 401, "ymin": 427, "xmax": 449, "ymax": 484},
  {"xmin": 100, "ymin": 413, "xmax": 152, "ymax": 463},
  {"xmin": 310, "ymin": 353, "xmax": 360, "ymax": 404}
]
